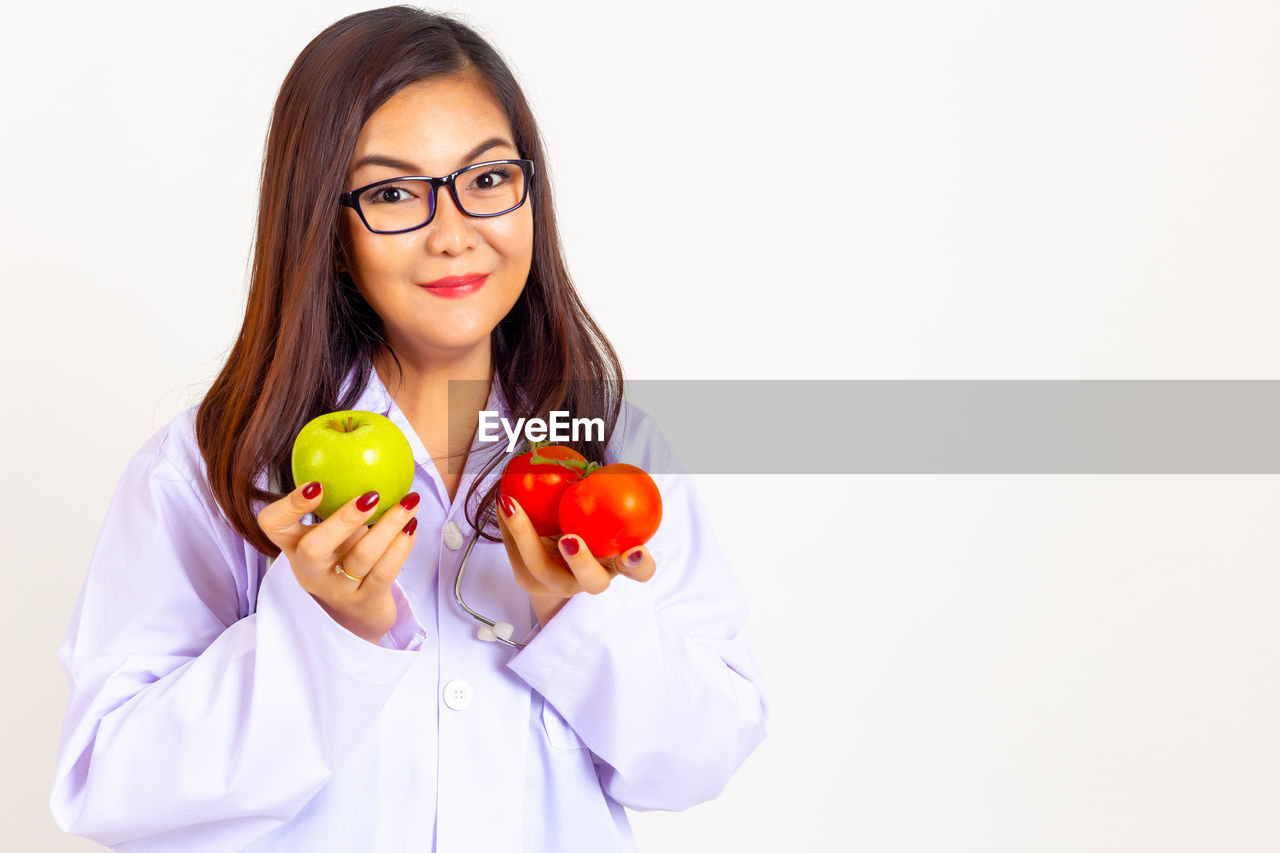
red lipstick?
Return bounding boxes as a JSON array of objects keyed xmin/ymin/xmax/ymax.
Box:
[{"xmin": 417, "ymin": 274, "xmax": 488, "ymax": 298}]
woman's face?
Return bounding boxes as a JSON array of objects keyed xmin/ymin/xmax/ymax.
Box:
[{"xmin": 340, "ymin": 74, "xmax": 533, "ymax": 369}]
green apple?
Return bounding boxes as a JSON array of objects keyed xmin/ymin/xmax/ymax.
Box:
[{"xmin": 291, "ymin": 410, "xmax": 415, "ymax": 524}]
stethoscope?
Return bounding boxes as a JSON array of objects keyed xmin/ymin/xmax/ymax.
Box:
[{"xmin": 452, "ymin": 521, "xmax": 530, "ymax": 648}]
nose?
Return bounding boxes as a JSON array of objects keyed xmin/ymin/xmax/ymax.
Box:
[{"xmin": 424, "ymin": 183, "xmax": 480, "ymax": 255}]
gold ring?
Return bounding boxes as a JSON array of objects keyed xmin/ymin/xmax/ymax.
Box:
[
  {"xmin": 334, "ymin": 562, "xmax": 362, "ymax": 582},
  {"xmin": 608, "ymin": 554, "xmax": 621, "ymax": 573}
]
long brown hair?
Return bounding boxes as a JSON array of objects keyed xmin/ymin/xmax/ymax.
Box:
[{"xmin": 197, "ymin": 6, "xmax": 623, "ymax": 558}]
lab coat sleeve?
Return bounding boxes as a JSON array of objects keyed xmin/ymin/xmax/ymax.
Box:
[
  {"xmin": 505, "ymin": 405, "xmax": 770, "ymax": 811},
  {"xmin": 50, "ymin": 436, "xmax": 428, "ymax": 851}
]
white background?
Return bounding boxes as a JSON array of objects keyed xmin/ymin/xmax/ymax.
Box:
[{"xmin": 3, "ymin": 0, "xmax": 1278, "ymax": 850}]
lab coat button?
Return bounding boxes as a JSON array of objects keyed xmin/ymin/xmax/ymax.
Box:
[
  {"xmin": 443, "ymin": 521, "xmax": 464, "ymax": 551},
  {"xmin": 443, "ymin": 679, "xmax": 473, "ymax": 711}
]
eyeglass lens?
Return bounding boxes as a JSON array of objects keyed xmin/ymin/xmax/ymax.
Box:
[{"xmin": 357, "ymin": 162, "xmax": 527, "ymax": 232}]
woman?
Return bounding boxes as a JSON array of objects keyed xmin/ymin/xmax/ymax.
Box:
[{"xmin": 50, "ymin": 6, "xmax": 768, "ymax": 850}]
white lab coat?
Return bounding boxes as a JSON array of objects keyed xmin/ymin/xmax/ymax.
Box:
[{"xmin": 51, "ymin": 364, "xmax": 769, "ymax": 851}]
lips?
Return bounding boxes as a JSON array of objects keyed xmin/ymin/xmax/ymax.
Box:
[
  {"xmin": 417, "ymin": 273, "xmax": 488, "ymax": 298},
  {"xmin": 420, "ymin": 274, "xmax": 488, "ymax": 288}
]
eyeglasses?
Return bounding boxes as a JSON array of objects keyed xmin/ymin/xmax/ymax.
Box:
[{"xmin": 339, "ymin": 158, "xmax": 535, "ymax": 234}]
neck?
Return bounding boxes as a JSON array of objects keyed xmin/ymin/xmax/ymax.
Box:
[
  {"xmin": 373, "ymin": 343, "xmax": 495, "ymax": 458},
  {"xmin": 375, "ymin": 344, "xmax": 492, "ymax": 401}
]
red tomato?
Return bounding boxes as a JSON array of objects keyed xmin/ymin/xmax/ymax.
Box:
[
  {"xmin": 499, "ymin": 444, "xmax": 587, "ymax": 537},
  {"xmin": 557, "ymin": 463, "xmax": 662, "ymax": 557}
]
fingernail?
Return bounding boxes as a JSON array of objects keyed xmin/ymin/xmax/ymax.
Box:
[
  {"xmin": 301, "ymin": 481, "xmax": 321, "ymax": 499},
  {"xmin": 357, "ymin": 491, "xmax": 380, "ymax": 512},
  {"xmin": 399, "ymin": 491, "xmax": 420, "ymax": 511},
  {"xmin": 403, "ymin": 517, "xmax": 418, "ymax": 536},
  {"xmin": 628, "ymin": 550, "xmax": 643, "ymax": 565},
  {"xmin": 499, "ymin": 495, "xmax": 515, "ymax": 518},
  {"xmin": 561, "ymin": 536, "xmax": 580, "ymax": 556}
]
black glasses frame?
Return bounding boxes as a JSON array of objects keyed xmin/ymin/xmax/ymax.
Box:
[{"xmin": 339, "ymin": 158, "xmax": 535, "ymax": 234}]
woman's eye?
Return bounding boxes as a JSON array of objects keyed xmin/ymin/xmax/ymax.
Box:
[
  {"xmin": 364, "ymin": 185, "xmax": 415, "ymax": 205},
  {"xmin": 470, "ymin": 168, "xmax": 511, "ymax": 191}
]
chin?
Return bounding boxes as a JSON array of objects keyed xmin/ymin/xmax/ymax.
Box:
[{"xmin": 420, "ymin": 329, "xmax": 495, "ymax": 356}]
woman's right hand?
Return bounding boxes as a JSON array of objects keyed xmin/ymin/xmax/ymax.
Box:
[{"xmin": 257, "ymin": 482, "xmax": 421, "ymax": 643}]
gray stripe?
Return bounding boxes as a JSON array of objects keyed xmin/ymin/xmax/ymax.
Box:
[
  {"xmin": 450, "ymin": 380, "xmax": 1280, "ymax": 474},
  {"xmin": 621, "ymin": 380, "xmax": 1280, "ymax": 474}
]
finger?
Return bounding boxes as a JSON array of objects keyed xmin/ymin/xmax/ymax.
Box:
[
  {"xmin": 357, "ymin": 506, "xmax": 420, "ymax": 593},
  {"xmin": 497, "ymin": 500, "xmax": 579, "ymax": 597},
  {"xmin": 336, "ymin": 524, "xmax": 368, "ymax": 558},
  {"xmin": 509, "ymin": 549, "xmax": 551, "ymax": 598},
  {"xmin": 614, "ymin": 545, "xmax": 657, "ymax": 582},
  {"xmin": 557, "ymin": 535, "xmax": 613, "ymax": 595},
  {"xmin": 339, "ymin": 492, "xmax": 422, "ymax": 584},
  {"xmin": 257, "ymin": 481, "xmax": 325, "ymax": 550},
  {"xmin": 494, "ymin": 502, "xmax": 523, "ymax": 567},
  {"xmin": 293, "ymin": 490, "xmax": 384, "ymax": 576}
]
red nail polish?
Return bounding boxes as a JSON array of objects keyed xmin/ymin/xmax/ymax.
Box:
[
  {"xmin": 628, "ymin": 550, "xmax": 643, "ymax": 565},
  {"xmin": 301, "ymin": 481, "xmax": 321, "ymax": 499},
  {"xmin": 399, "ymin": 492, "xmax": 420, "ymax": 511},
  {"xmin": 561, "ymin": 536, "xmax": 580, "ymax": 556},
  {"xmin": 499, "ymin": 495, "xmax": 515, "ymax": 518},
  {"xmin": 403, "ymin": 517, "xmax": 418, "ymax": 536},
  {"xmin": 357, "ymin": 491, "xmax": 380, "ymax": 512}
]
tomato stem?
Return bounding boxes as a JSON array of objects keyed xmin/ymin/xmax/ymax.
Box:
[{"xmin": 528, "ymin": 441, "xmax": 599, "ymax": 477}]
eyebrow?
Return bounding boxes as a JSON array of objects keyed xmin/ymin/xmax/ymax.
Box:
[{"xmin": 351, "ymin": 136, "xmax": 515, "ymax": 175}]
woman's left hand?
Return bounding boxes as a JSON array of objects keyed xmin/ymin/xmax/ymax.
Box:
[{"xmin": 496, "ymin": 494, "xmax": 656, "ymax": 624}]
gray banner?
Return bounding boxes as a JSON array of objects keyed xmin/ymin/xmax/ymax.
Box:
[{"xmin": 453, "ymin": 381, "xmax": 1280, "ymax": 474}]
